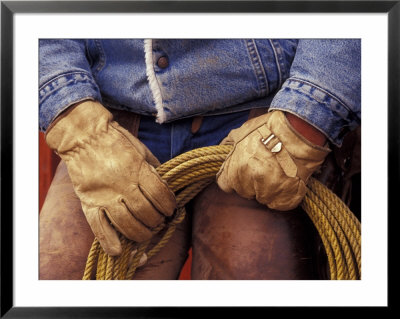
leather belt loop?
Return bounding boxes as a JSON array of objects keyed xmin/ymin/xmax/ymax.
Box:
[
  {"xmin": 248, "ymin": 107, "xmax": 269, "ymax": 120},
  {"xmin": 130, "ymin": 113, "xmax": 141, "ymax": 137},
  {"xmin": 108, "ymin": 108, "xmax": 141, "ymax": 138},
  {"xmin": 191, "ymin": 116, "xmax": 204, "ymax": 134},
  {"xmin": 191, "ymin": 107, "xmax": 269, "ymax": 135}
]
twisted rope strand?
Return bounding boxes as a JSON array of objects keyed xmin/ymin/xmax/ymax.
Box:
[
  {"xmin": 161, "ymin": 154, "xmax": 226, "ymax": 182},
  {"xmin": 302, "ymin": 193, "xmax": 348, "ymax": 279},
  {"xmin": 82, "ymin": 145, "xmax": 361, "ymax": 280},
  {"xmin": 82, "ymin": 238, "xmax": 100, "ymax": 280},
  {"xmin": 95, "ymin": 248, "xmax": 107, "ymax": 280},
  {"xmin": 301, "ymin": 197, "xmax": 338, "ymax": 280},
  {"xmin": 307, "ymin": 181, "xmax": 360, "ymax": 279},
  {"xmin": 126, "ymin": 240, "xmax": 151, "ymax": 279},
  {"xmin": 156, "ymin": 145, "xmax": 232, "ymax": 176},
  {"xmin": 309, "ymin": 179, "xmax": 361, "ymax": 276}
]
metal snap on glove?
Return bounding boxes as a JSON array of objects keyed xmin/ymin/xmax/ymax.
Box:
[
  {"xmin": 46, "ymin": 101, "xmax": 176, "ymax": 256},
  {"xmin": 216, "ymin": 110, "xmax": 330, "ymax": 211}
]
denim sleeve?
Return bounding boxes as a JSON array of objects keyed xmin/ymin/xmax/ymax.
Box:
[
  {"xmin": 39, "ymin": 39, "xmax": 102, "ymax": 131},
  {"xmin": 269, "ymin": 39, "xmax": 361, "ymax": 147}
]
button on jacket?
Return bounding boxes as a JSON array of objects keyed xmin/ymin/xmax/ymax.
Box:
[{"xmin": 39, "ymin": 39, "xmax": 360, "ymax": 146}]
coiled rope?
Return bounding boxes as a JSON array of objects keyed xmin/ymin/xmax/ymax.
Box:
[{"xmin": 83, "ymin": 145, "xmax": 361, "ymax": 280}]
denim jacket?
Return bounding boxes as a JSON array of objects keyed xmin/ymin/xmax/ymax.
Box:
[{"xmin": 39, "ymin": 39, "xmax": 360, "ymax": 146}]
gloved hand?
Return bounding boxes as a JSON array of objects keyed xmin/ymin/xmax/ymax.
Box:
[
  {"xmin": 216, "ymin": 110, "xmax": 330, "ymax": 211},
  {"xmin": 46, "ymin": 101, "xmax": 176, "ymax": 256}
]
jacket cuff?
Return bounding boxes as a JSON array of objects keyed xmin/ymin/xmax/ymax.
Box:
[
  {"xmin": 269, "ymin": 78, "xmax": 358, "ymax": 147},
  {"xmin": 39, "ymin": 71, "xmax": 102, "ymax": 131}
]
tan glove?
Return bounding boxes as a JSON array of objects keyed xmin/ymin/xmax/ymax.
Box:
[
  {"xmin": 46, "ymin": 101, "xmax": 176, "ymax": 256},
  {"xmin": 216, "ymin": 110, "xmax": 330, "ymax": 211}
]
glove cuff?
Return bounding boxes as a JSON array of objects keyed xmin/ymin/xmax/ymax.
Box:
[
  {"xmin": 45, "ymin": 100, "xmax": 113, "ymax": 154},
  {"xmin": 269, "ymin": 111, "xmax": 330, "ymax": 157},
  {"xmin": 267, "ymin": 110, "xmax": 330, "ymax": 180}
]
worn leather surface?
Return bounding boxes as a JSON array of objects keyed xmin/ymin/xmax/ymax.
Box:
[
  {"xmin": 40, "ymin": 107, "xmax": 189, "ymax": 279},
  {"xmin": 40, "ymin": 107, "xmax": 358, "ymax": 280},
  {"xmin": 40, "ymin": 161, "xmax": 95, "ymax": 280},
  {"xmin": 190, "ymin": 111, "xmax": 358, "ymax": 280},
  {"xmin": 40, "ymin": 160, "xmax": 191, "ymax": 280},
  {"xmin": 45, "ymin": 101, "xmax": 176, "ymax": 256},
  {"xmin": 190, "ymin": 183, "xmax": 321, "ymax": 280},
  {"xmin": 217, "ymin": 110, "xmax": 330, "ymax": 211}
]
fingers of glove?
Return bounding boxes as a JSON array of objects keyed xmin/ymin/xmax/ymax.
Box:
[
  {"xmin": 233, "ymin": 157, "xmax": 261, "ymax": 200},
  {"xmin": 249, "ymin": 155, "xmax": 305, "ymax": 211},
  {"xmin": 216, "ymin": 156, "xmax": 234, "ymax": 194},
  {"xmin": 128, "ymin": 133, "xmax": 160, "ymax": 168},
  {"xmin": 224, "ymin": 148, "xmax": 258, "ymax": 199},
  {"xmin": 103, "ymin": 203, "xmax": 154, "ymax": 243},
  {"xmin": 264, "ymin": 179, "xmax": 307, "ymax": 211},
  {"xmin": 220, "ymin": 134, "xmax": 234, "ymax": 146},
  {"xmin": 252, "ymin": 160, "xmax": 283, "ymax": 206},
  {"xmin": 138, "ymin": 162, "xmax": 176, "ymax": 217},
  {"xmin": 122, "ymin": 189, "xmax": 165, "ymax": 228},
  {"xmin": 109, "ymin": 122, "xmax": 161, "ymax": 168},
  {"xmin": 218, "ymin": 152, "xmax": 255, "ymax": 199},
  {"xmin": 250, "ymin": 151, "xmax": 302, "ymax": 209},
  {"xmin": 84, "ymin": 207, "xmax": 122, "ymax": 256},
  {"xmin": 141, "ymin": 144, "xmax": 161, "ymax": 168}
]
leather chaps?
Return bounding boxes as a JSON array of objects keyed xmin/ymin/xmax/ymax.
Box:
[{"xmin": 40, "ymin": 108, "xmax": 359, "ymax": 280}]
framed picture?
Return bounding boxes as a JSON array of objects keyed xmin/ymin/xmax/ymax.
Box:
[{"xmin": 1, "ymin": 0, "xmax": 396, "ymax": 317}]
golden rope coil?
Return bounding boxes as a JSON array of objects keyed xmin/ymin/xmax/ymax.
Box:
[{"xmin": 82, "ymin": 145, "xmax": 361, "ymax": 280}]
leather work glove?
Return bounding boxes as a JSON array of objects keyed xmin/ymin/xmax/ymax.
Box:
[
  {"xmin": 46, "ymin": 101, "xmax": 176, "ymax": 256},
  {"xmin": 216, "ymin": 110, "xmax": 330, "ymax": 211}
]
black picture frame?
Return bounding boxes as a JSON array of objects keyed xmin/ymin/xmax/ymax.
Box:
[{"xmin": 1, "ymin": 0, "xmax": 397, "ymax": 318}]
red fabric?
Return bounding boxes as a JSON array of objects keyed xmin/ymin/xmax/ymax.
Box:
[
  {"xmin": 39, "ymin": 132, "xmax": 60, "ymax": 211},
  {"xmin": 178, "ymin": 248, "xmax": 192, "ymax": 280}
]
